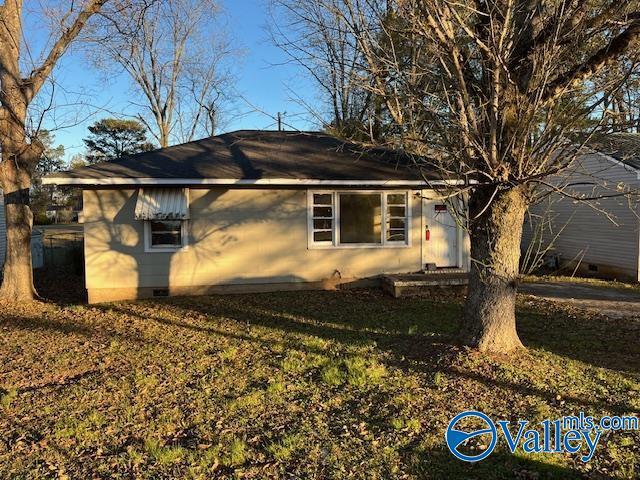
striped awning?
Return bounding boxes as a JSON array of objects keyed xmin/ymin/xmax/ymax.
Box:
[{"xmin": 134, "ymin": 188, "xmax": 190, "ymax": 220}]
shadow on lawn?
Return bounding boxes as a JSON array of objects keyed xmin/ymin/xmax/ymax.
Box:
[
  {"xmin": 16, "ymin": 287, "xmax": 636, "ymax": 478},
  {"xmin": 91, "ymin": 290, "xmax": 638, "ymax": 417},
  {"xmin": 516, "ymin": 303, "xmax": 640, "ymax": 375},
  {"xmin": 34, "ymin": 266, "xmax": 639, "ymax": 377},
  {"xmin": 34, "ymin": 267, "xmax": 87, "ymax": 304},
  {"xmin": 407, "ymin": 447, "xmax": 628, "ymax": 480},
  {"xmin": 157, "ymin": 290, "xmax": 640, "ymax": 376},
  {"xmin": 407, "ymin": 445, "xmax": 604, "ymax": 480}
]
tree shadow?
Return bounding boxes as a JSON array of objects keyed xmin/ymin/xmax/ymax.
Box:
[
  {"xmin": 406, "ymin": 445, "xmax": 589, "ymax": 480},
  {"xmin": 0, "ymin": 308, "xmax": 151, "ymax": 347},
  {"xmin": 515, "ymin": 302, "xmax": 640, "ymax": 375},
  {"xmin": 89, "ymin": 290, "xmax": 638, "ymax": 417},
  {"xmin": 79, "ymin": 187, "xmax": 308, "ymax": 304},
  {"xmin": 34, "ymin": 266, "xmax": 87, "ymax": 304}
]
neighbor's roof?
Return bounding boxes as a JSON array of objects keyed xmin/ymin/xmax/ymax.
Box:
[
  {"xmin": 579, "ymin": 132, "xmax": 640, "ymax": 170},
  {"xmin": 43, "ymin": 130, "xmax": 454, "ymax": 187}
]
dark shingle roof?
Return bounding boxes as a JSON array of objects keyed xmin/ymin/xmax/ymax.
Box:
[
  {"xmin": 580, "ymin": 132, "xmax": 640, "ymax": 170},
  {"xmin": 46, "ymin": 130, "xmax": 442, "ymax": 184}
]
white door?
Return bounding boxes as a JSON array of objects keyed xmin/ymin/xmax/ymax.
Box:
[{"xmin": 423, "ymin": 198, "xmax": 459, "ymax": 268}]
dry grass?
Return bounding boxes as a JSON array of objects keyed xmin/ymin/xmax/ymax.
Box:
[{"xmin": 0, "ymin": 285, "xmax": 638, "ymax": 479}]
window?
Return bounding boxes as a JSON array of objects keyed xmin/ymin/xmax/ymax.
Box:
[
  {"xmin": 150, "ymin": 220, "xmax": 182, "ymax": 247},
  {"xmin": 144, "ymin": 220, "xmax": 188, "ymax": 252},
  {"xmin": 339, "ymin": 193, "xmax": 382, "ymax": 244},
  {"xmin": 311, "ymin": 193, "xmax": 335, "ymax": 245},
  {"xmin": 308, "ymin": 191, "xmax": 409, "ymax": 248},
  {"xmin": 386, "ymin": 194, "xmax": 407, "ymax": 243}
]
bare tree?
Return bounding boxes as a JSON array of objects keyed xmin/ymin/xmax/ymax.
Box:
[
  {"xmin": 0, "ymin": 0, "xmax": 115, "ymax": 301},
  {"xmin": 92, "ymin": 0, "xmax": 235, "ymax": 148},
  {"xmin": 269, "ymin": 0, "xmax": 379, "ymax": 139},
  {"xmin": 598, "ymin": 57, "xmax": 640, "ymax": 132},
  {"xmin": 274, "ymin": 0, "xmax": 640, "ymax": 352}
]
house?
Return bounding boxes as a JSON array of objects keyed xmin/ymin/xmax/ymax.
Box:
[
  {"xmin": 522, "ymin": 133, "xmax": 640, "ymax": 281},
  {"xmin": 45, "ymin": 204, "xmax": 78, "ymax": 223},
  {"xmin": 0, "ymin": 191, "xmax": 5, "ymax": 269},
  {"xmin": 43, "ymin": 130, "xmax": 471, "ymax": 303}
]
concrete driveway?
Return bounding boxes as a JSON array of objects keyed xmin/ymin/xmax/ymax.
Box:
[{"xmin": 519, "ymin": 281, "xmax": 640, "ymax": 318}]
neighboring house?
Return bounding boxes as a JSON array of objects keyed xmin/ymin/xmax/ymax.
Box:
[
  {"xmin": 44, "ymin": 130, "xmax": 471, "ymax": 303},
  {"xmin": 522, "ymin": 133, "xmax": 640, "ymax": 281},
  {"xmin": 0, "ymin": 191, "xmax": 5, "ymax": 270},
  {"xmin": 45, "ymin": 205, "xmax": 77, "ymax": 223}
]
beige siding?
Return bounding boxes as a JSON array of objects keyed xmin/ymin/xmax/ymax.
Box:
[
  {"xmin": 0, "ymin": 192, "xmax": 5, "ymax": 268},
  {"xmin": 84, "ymin": 188, "xmax": 450, "ymax": 299},
  {"xmin": 523, "ymin": 153, "xmax": 640, "ymax": 280}
]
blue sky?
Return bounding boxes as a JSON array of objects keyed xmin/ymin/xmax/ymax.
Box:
[{"xmin": 35, "ymin": 0, "xmax": 317, "ymax": 162}]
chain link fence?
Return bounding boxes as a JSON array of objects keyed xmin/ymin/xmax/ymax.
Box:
[{"xmin": 39, "ymin": 229, "xmax": 84, "ymax": 274}]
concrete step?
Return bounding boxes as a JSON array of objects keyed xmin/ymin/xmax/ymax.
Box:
[{"xmin": 382, "ymin": 271, "xmax": 468, "ymax": 298}]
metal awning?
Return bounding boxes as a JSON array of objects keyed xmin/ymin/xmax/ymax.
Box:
[{"xmin": 134, "ymin": 188, "xmax": 190, "ymax": 220}]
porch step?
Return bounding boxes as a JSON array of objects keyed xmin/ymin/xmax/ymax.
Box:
[{"xmin": 382, "ymin": 270, "xmax": 468, "ymax": 298}]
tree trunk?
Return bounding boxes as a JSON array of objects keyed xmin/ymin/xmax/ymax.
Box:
[
  {"xmin": 0, "ymin": 0, "xmax": 107, "ymax": 302},
  {"xmin": 0, "ymin": 193, "xmax": 36, "ymax": 301},
  {"xmin": 459, "ymin": 186, "xmax": 527, "ymax": 353},
  {"xmin": 0, "ymin": 138, "xmax": 39, "ymax": 302}
]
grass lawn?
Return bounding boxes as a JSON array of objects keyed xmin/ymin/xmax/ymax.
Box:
[{"xmin": 0, "ymin": 285, "xmax": 638, "ymax": 479}]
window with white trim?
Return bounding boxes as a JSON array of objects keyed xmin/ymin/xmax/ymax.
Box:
[
  {"xmin": 311, "ymin": 193, "xmax": 335, "ymax": 245},
  {"xmin": 385, "ymin": 193, "xmax": 407, "ymax": 243},
  {"xmin": 144, "ymin": 220, "xmax": 189, "ymax": 252},
  {"xmin": 308, "ymin": 191, "xmax": 409, "ymax": 247}
]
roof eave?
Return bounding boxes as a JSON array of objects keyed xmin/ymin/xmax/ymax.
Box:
[{"xmin": 41, "ymin": 177, "xmax": 467, "ymax": 187}]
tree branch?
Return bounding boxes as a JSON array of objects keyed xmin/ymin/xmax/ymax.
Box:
[
  {"xmin": 543, "ymin": 16, "xmax": 640, "ymax": 103},
  {"xmin": 23, "ymin": 0, "xmax": 110, "ymax": 103}
]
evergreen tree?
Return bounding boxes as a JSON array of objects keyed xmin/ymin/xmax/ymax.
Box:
[{"xmin": 83, "ymin": 118, "xmax": 154, "ymax": 163}]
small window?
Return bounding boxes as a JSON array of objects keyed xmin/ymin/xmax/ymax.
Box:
[
  {"xmin": 145, "ymin": 220, "xmax": 187, "ymax": 252},
  {"xmin": 150, "ymin": 221, "xmax": 182, "ymax": 247},
  {"xmin": 312, "ymin": 193, "xmax": 334, "ymax": 244},
  {"xmin": 386, "ymin": 193, "xmax": 407, "ymax": 243}
]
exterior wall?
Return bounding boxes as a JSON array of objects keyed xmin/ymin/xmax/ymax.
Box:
[
  {"xmin": 522, "ymin": 152, "xmax": 640, "ymax": 281},
  {"xmin": 0, "ymin": 192, "xmax": 5, "ymax": 269},
  {"xmin": 84, "ymin": 187, "xmax": 464, "ymax": 302}
]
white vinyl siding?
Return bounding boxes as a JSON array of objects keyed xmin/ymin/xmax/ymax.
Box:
[
  {"xmin": 0, "ymin": 192, "xmax": 5, "ymax": 269},
  {"xmin": 523, "ymin": 152, "xmax": 640, "ymax": 280}
]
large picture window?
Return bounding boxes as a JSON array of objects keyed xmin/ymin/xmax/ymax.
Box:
[
  {"xmin": 308, "ymin": 191, "xmax": 409, "ymax": 248},
  {"xmin": 339, "ymin": 193, "xmax": 382, "ymax": 244}
]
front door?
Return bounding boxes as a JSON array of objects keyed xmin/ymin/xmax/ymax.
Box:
[{"xmin": 422, "ymin": 198, "xmax": 459, "ymax": 268}]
